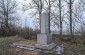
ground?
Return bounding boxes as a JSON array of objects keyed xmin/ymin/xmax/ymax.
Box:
[
  {"xmin": 0, "ymin": 36, "xmax": 41, "ymax": 55},
  {"xmin": 0, "ymin": 36, "xmax": 85, "ymax": 55},
  {"xmin": 53, "ymin": 36, "xmax": 85, "ymax": 55}
]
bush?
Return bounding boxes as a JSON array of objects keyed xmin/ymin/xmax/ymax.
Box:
[
  {"xmin": 18, "ymin": 27, "xmax": 40, "ymax": 39},
  {"xmin": 0, "ymin": 27, "xmax": 18, "ymax": 37},
  {"xmin": 0, "ymin": 26, "xmax": 40, "ymax": 39}
]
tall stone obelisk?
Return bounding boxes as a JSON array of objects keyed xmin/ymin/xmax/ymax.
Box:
[{"xmin": 37, "ymin": 13, "xmax": 52, "ymax": 45}]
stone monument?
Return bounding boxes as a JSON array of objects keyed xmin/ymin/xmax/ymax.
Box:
[
  {"xmin": 37, "ymin": 13, "xmax": 52, "ymax": 45},
  {"xmin": 36, "ymin": 13, "xmax": 56, "ymax": 50}
]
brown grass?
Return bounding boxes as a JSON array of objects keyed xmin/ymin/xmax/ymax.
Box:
[
  {"xmin": 8, "ymin": 48, "xmax": 21, "ymax": 52},
  {"xmin": 24, "ymin": 51, "xmax": 41, "ymax": 55},
  {"xmin": 9, "ymin": 47, "xmax": 41, "ymax": 55},
  {"xmin": 18, "ymin": 40, "xmax": 37, "ymax": 46}
]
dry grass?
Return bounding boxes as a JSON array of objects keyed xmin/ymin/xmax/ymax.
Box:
[
  {"xmin": 53, "ymin": 36, "xmax": 85, "ymax": 55},
  {"xmin": 0, "ymin": 36, "xmax": 41, "ymax": 55},
  {"xmin": 9, "ymin": 48, "xmax": 21, "ymax": 52},
  {"xmin": 8, "ymin": 47, "xmax": 41, "ymax": 55},
  {"xmin": 24, "ymin": 51, "xmax": 40, "ymax": 55},
  {"xmin": 0, "ymin": 36, "xmax": 85, "ymax": 55},
  {"xmin": 17, "ymin": 40, "xmax": 37, "ymax": 46}
]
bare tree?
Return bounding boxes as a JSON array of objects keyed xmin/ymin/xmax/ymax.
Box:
[
  {"xmin": 64, "ymin": 0, "xmax": 74, "ymax": 35},
  {"xmin": 27, "ymin": 0, "xmax": 56, "ymax": 33},
  {"xmin": 52, "ymin": 0, "xmax": 66, "ymax": 35},
  {"xmin": 26, "ymin": 0, "xmax": 44, "ymax": 32},
  {"xmin": 73, "ymin": 0, "xmax": 85, "ymax": 34},
  {"xmin": 0, "ymin": 0, "xmax": 17, "ymax": 29},
  {"xmin": 64, "ymin": 0, "xmax": 85, "ymax": 35},
  {"xmin": 44, "ymin": 0, "xmax": 57, "ymax": 33}
]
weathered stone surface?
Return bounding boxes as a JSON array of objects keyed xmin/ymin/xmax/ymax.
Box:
[
  {"xmin": 55, "ymin": 45, "xmax": 64, "ymax": 55},
  {"xmin": 37, "ymin": 34, "xmax": 52, "ymax": 45},
  {"xmin": 16, "ymin": 45, "xmax": 35, "ymax": 51},
  {"xmin": 11, "ymin": 43, "xmax": 64, "ymax": 54},
  {"xmin": 41, "ymin": 13, "xmax": 49, "ymax": 34},
  {"xmin": 37, "ymin": 13, "xmax": 52, "ymax": 45},
  {"xmin": 35, "ymin": 43, "xmax": 56, "ymax": 50}
]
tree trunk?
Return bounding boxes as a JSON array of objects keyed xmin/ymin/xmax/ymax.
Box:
[
  {"xmin": 69, "ymin": 0, "xmax": 73, "ymax": 36},
  {"xmin": 59, "ymin": 0, "xmax": 62, "ymax": 35},
  {"xmin": 39, "ymin": 0, "xmax": 42, "ymax": 33},
  {"xmin": 48, "ymin": 0, "xmax": 51, "ymax": 33},
  {"xmin": 6, "ymin": 0, "xmax": 9, "ymax": 28}
]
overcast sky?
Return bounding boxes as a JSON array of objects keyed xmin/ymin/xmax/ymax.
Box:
[{"xmin": 16, "ymin": 0, "xmax": 35, "ymax": 28}]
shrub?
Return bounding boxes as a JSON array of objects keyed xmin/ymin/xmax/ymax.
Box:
[
  {"xmin": 18, "ymin": 27, "xmax": 40, "ymax": 39},
  {"xmin": 0, "ymin": 27, "xmax": 18, "ymax": 37}
]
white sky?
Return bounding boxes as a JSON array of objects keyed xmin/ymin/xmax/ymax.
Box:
[{"xmin": 16, "ymin": 0, "xmax": 35, "ymax": 28}]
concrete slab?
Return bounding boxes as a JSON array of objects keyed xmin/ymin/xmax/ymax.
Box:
[{"xmin": 35, "ymin": 43, "xmax": 56, "ymax": 50}]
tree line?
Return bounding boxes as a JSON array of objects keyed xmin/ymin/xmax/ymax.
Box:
[
  {"xmin": 0, "ymin": 0, "xmax": 85, "ymax": 37},
  {"xmin": 0, "ymin": 0, "xmax": 39, "ymax": 37},
  {"xmin": 0, "ymin": 0, "xmax": 18, "ymax": 36},
  {"xmin": 26, "ymin": 0, "xmax": 85, "ymax": 36}
]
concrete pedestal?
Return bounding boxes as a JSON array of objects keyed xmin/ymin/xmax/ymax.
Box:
[{"xmin": 37, "ymin": 34, "xmax": 52, "ymax": 45}]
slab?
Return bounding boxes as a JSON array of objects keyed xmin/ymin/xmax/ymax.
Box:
[{"xmin": 35, "ymin": 43, "xmax": 56, "ymax": 50}]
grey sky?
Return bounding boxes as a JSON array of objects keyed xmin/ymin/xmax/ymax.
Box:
[{"xmin": 16, "ymin": 0, "xmax": 35, "ymax": 28}]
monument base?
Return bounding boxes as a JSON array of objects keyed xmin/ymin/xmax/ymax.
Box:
[
  {"xmin": 36, "ymin": 34, "xmax": 56, "ymax": 50},
  {"xmin": 37, "ymin": 34, "xmax": 52, "ymax": 45}
]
